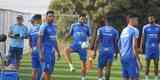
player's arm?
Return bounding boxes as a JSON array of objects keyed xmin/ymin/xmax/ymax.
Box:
[
  {"xmin": 114, "ymin": 30, "xmax": 120, "ymax": 59},
  {"xmin": 63, "ymin": 24, "xmax": 74, "ymax": 42},
  {"xmin": 55, "ymin": 37, "xmax": 61, "ymax": 60},
  {"xmin": 93, "ymin": 29, "xmax": 100, "ymax": 59},
  {"xmin": 20, "ymin": 26, "xmax": 29, "ymax": 39},
  {"xmin": 133, "ymin": 29, "xmax": 142, "ymax": 69},
  {"xmin": 8, "ymin": 25, "xmax": 15, "ymax": 38},
  {"xmin": 140, "ymin": 26, "xmax": 145, "ymax": 53},
  {"xmin": 38, "ymin": 25, "xmax": 45, "ymax": 62}
]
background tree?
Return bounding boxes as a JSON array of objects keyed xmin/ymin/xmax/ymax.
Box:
[{"xmin": 49, "ymin": 0, "xmax": 160, "ymax": 46}]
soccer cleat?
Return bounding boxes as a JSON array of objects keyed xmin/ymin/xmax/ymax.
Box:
[
  {"xmin": 81, "ymin": 77, "xmax": 86, "ymax": 80},
  {"xmin": 145, "ymin": 76, "xmax": 149, "ymax": 80},
  {"xmin": 70, "ymin": 67, "xmax": 76, "ymax": 72}
]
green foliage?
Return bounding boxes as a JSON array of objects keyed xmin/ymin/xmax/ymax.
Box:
[{"xmin": 49, "ymin": 0, "xmax": 160, "ymax": 43}]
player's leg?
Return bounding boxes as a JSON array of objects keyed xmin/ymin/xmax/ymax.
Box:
[
  {"xmin": 32, "ymin": 69, "xmax": 37, "ymax": 80},
  {"xmin": 121, "ymin": 59, "xmax": 129, "ymax": 80},
  {"xmin": 97, "ymin": 51, "xmax": 105, "ymax": 80},
  {"xmin": 8, "ymin": 47, "xmax": 16, "ymax": 67},
  {"xmin": 15, "ymin": 47, "xmax": 23, "ymax": 70},
  {"xmin": 79, "ymin": 49, "xmax": 87, "ymax": 80},
  {"xmin": 129, "ymin": 59, "xmax": 140, "ymax": 80},
  {"xmin": 97, "ymin": 68, "xmax": 103, "ymax": 80},
  {"xmin": 32, "ymin": 56, "xmax": 42, "ymax": 80},
  {"xmin": 145, "ymin": 59, "xmax": 151, "ymax": 80},
  {"xmin": 153, "ymin": 59, "xmax": 159, "ymax": 80},
  {"xmin": 64, "ymin": 47, "xmax": 75, "ymax": 71},
  {"xmin": 42, "ymin": 47, "xmax": 55, "ymax": 80},
  {"xmin": 104, "ymin": 60, "xmax": 112, "ymax": 80}
]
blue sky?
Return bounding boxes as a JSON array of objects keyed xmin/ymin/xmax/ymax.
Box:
[{"xmin": 0, "ymin": 0, "xmax": 51, "ymax": 14}]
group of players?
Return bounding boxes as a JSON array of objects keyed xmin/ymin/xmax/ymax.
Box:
[{"xmin": 6, "ymin": 10, "xmax": 160, "ymax": 80}]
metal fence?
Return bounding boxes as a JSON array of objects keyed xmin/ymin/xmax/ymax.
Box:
[{"xmin": 0, "ymin": 8, "xmax": 32, "ymax": 54}]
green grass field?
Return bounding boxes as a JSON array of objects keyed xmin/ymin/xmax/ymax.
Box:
[{"xmin": 19, "ymin": 53, "xmax": 156, "ymax": 80}]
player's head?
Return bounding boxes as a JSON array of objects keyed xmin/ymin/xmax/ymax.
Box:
[
  {"xmin": 46, "ymin": 11, "xmax": 55, "ymax": 24},
  {"xmin": 31, "ymin": 14, "xmax": 42, "ymax": 25},
  {"xmin": 79, "ymin": 13, "xmax": 86, "ymax": 23},
  {"xmin": 128, "ymin": 15, "xmax": 139, "ymax": 27},
  {"xmin": 148, "ymin": 15, "xmax": 156, "ymax": 24},
  {"xmin": 16, "ymin": 15, "xmax": 24, "ymax": 24},
  {"xmin": 99, "ymin": 16, "xmax": 107, "ymax": 27}
]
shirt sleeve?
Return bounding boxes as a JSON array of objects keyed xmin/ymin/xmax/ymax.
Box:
[
  {"xmin": 133, "ymin": 28, "xmax": 139, "ymax": 39},
  {"xmin": 39, "ymin": 24, "xmax": 46, "ymax": 36},
  {"xmin": 115, "ymin": 29, "xmax": 119, "ymax": 40},
  {"xmin": 9, "ymin": 25, "xmax": 14, "ymax": 33},
  {"xmin": 97, "ymin": 28, "xmax": 100, "ymax": 36},
  {"xmin": 69, "ymin": 24, "xmax": 74, "ymax": 36}
]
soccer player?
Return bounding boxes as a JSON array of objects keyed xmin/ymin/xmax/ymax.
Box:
[
  {"xmin": 8, "ymin": 15, "xmax": 28, "ymax": 70},
  {"xmin": 38, "ymin": 11, "xmax": 61, "ymax": 80},
  {"xmin": 28, "ymin": 14, "xmax": 42, "ymax": 80},
  {"xmin": 64, "ymin": 13, "xmax": 91, "ymax": 80},
  {"xmin": 94, "ymin": 16, "xmax": 119, "ymax": 80},
  {"xmin": 119, "ymin": 15, "xmax": 142, "ymax": 80},
  {"xmin": 140, "ymin": 15, "xmax": 160, "ymax": 80}
]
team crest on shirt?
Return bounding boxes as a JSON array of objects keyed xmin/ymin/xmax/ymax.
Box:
[{"xmin": 121, "ymin": 30, "xmax": 129, "ymax": 38}]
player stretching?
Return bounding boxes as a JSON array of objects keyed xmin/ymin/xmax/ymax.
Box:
[{"xmin": 64, "ymin": 13, "xmax": 91, "ymax": 80}]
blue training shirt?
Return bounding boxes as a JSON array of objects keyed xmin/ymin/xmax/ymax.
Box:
[
  {"xmin": 119, "ymin": 25, "xmax": 139, "ymax": 60},
  {"xmin": 39, "ymin": 23, "xmax": 57, "ymax": 48},
  {"xmin": 9, "ymin": 24, "xmax": 28, "ymax": 48},
  {"xmin": 97, "ymin": 25, "xmax": 119, "ymax": 52},
  {"xmin": 28, "ymin": 24, "xmax": 40, "ymax": 48},
  {"xmin": 143, "ymin": 24, "xmax": 160, "ymax": 54},
  {"xmin": 69, "ymin": 22, "xmax": 91, "ymax": 43}
]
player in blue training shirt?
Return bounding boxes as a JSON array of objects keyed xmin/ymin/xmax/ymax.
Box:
[
  {"xmin": 140, "ymin": 15, "xmax": 160, "ymax": 80},
  {"xmin": 8, "ymin": 15, "xmax": 28, "ymax": 70},
  {"xmin": 29, "ymin": 14, "xmax": 42, "ymax": 80},
  {"xmin": 119, "ymin": 15, "xmax": 142, "ymax": 80},
  {"xmin": 94, "ymin": 16, "xmax": 119, "ymax": 80},
  {"xmin": 38, "ymin": 11, "xmax": 61, "ymax": 80},
  {"xmin": 64, "ymin": 13, "xmax": 91, "ymax": 80}
]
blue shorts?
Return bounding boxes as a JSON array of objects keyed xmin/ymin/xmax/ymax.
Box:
[
  {"xmin": 70, "ymin": 43, "xmax": 87, "ymax": 63},
  {"xmin": 97, "ymin": 48, "xmax": 114, "ymax": 69},
  {"xmin": 42, "ymin": 46, "xmax": 55, "ymax": 74},
  {"xmin": 8, "ymin": 47, "xmax": 23, "ymax": 65},
  {"xmin": 121, "ymin": 58, "xmax": 139, "ymax": 78},
  {"xmin": 145, "ymin": 48, "xmax": 159, "ymax": 60},
  {"xmin": 31, "ymin": 49, "xmax": 41, "ymax": 69}
]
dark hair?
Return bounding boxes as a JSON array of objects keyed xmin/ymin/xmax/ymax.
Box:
[
  {"xmin": 46, "ymin": 11, "xmax": 54, "ymax": 16},
  {"xmin": 79, "ymin": 13, "xmax": 86, "ymax": 18},
  {"xmin": 32, "ymin": 14, "xmax": 42, "ymax": 20},
  {"xmin": 128, "ymin": 14, "xmax": 138, "ymax": 19}
]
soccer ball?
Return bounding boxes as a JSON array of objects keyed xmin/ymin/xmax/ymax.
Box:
[{"xmin": 81, "ymin": 41, "xmax": 89, "ymax": 49}]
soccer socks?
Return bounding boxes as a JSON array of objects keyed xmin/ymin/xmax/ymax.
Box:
[
  {"xmin": 97, "ymin": 78, "xmax": 103, "ymax": 80},
  {"xmin": 145, "ymin": 76, "xmax": 149, "ymax": 80},
  {"xmin": 81, "ymin": 76, "xmax": 86, "ymax": 80}
]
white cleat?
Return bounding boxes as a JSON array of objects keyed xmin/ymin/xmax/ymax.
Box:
[{"xmin": 70, "ymin": 67, "xmax": 76, "ymax": 72}]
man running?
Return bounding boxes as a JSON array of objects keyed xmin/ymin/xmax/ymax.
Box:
[
  {"xmin": 8, "ymin": 15, "xmax": 28, "ymax": 70},
  {"xmin": 94, "ymin": 16, "xmax": 119, "ymax": 80},
  {"xmin": 29, "ymin": 14, "xmax": 42, "ymax": 80},
  {"xmin": 64, "ymin": 13, "xmax": 91, "ymax": 80},
  {"xmin": 140, "ymin": 15, "xmax": 160, "ymax": 80},
  {"xmin": 39, "ymin": 11, "xmax": 61, "ymax": 80},
  {"xmin": 119, "ymin": 15, "xmax": 142, "ymax": 80}
]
